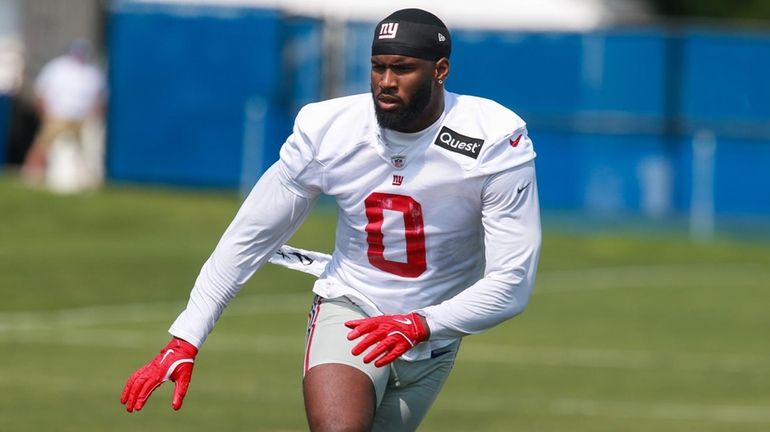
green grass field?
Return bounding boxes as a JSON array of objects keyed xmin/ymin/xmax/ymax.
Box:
[{"xmin": 1, "ymin": 175, "xmax": 769, "ymax": 431}]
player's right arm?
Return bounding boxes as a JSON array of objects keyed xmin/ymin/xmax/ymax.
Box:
[
  {"xmin": 121, "ymin": 108, "xmax": 323, "ymax": 412},
  {"xmin": 167, "ymin": 163, "xmax": 318, "ymax": 347},
  {"xmin": 166, "ymin": 104, "xmax": 325, "ymax": 347},
  {"xmin": 120, "ymin": 164, "xmax": 317, "ymax": 412}
]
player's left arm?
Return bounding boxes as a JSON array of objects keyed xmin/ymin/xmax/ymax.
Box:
[
  {"xmin": 417, "ymin": 159, "xmax": 542, "ymax": 339},
  {"xmin": 345, "ymin": 159, "xmax": 541, "ymax": 365}
]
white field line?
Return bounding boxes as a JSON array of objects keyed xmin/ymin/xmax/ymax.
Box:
[
  {"xmin": 535, "ymin": 263, "xmax": 770, "ymax": 294},
  {"xmin": 3, "ymin": 263, "xmax": 766, "ymax": 332},
  {"xmin": 4, "ymin": 358, "xmax": 766, "ymax": 426},
  {"xmin": 549, "ymin": 398, "xmax": 770, "ymax": 424},
  {"xmin": 3, "ymin": 337, "xmax": 768, "ymax": 426},
  {"xmin": 3, "ymin": 264, "xmax": 767, "ymax": 425},
  {"xmin": 4, "ymin": 331, "xmax": 769, "ymax": 425},
  {"xmin": 1, "ymin": 339, "xmax": 767, "ymax": 427},
  {"xmin": 1, "ymin": 376, "xmax": 766, "ymax": 428},
  {"xmin": 0, "ymin": 293, "xmax": 311, "ymax": 332},
  {"xmin": 461, "ymin": 343, "xmax": 766, "ymax": 374},
  {"xmin": 3, "ymin": 326, "xmax": 766, "ymax": 377},
  {"xmin": 1, "ymin": 327, "xmax": 302, "ymax": 353},
  {"xmin": 437, "ymin": 394, "xmax": 770, "ymax": 424}
]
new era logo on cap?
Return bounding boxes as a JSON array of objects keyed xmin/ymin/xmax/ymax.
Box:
[
  {"xmin": 379, "ymin": 23, "xmax": 399, "ymax": 39},
  {"xmin": 438, "ymin": 33, "xmax": 446, "ymax": 42}
]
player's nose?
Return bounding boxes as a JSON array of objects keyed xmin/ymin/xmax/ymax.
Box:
[{"xmin": 379, "ymin": 69, "xmax": 397, "ymax": 90}]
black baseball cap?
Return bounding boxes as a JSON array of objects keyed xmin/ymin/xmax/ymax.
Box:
[{"xmin": 371, "ymin": 8, "xmax": 451, "ymax": 61}]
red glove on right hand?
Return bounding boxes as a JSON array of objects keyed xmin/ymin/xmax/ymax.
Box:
[
  {"xmin": 120, "ymin": 338, "xmax": 198, "ymax": 412},
  {"xmin": 345, "ymin": 312, "xmax": 430, "ymax": 367}
]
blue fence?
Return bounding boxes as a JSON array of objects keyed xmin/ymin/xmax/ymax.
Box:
[
  {"xmin": 104, "ymin": 3, "xmax": 770, "ymax": 217},
  {"xmin": 106, "ymin": 2, "xmax": 321, "ymax": 188},
  {"xmin": 343, "ymin": 23, "xmax": 770, "ymax": 216}
]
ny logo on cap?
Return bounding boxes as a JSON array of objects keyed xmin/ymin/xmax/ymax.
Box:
[{"xmin": 379, "ymin": 23, "xmax": 399, "ymax": 39}]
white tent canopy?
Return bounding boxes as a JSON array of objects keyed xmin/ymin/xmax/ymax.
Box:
[{"xmin": 131, "ymin": 0, "xmax": 652, "ymax": 31}]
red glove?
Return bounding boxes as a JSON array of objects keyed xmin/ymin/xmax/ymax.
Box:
[
  {"xmin": 120, "ymin": 338, "xmax": 198, "ymax": 412},
  {"xmin": 345, "ymin": 312, "xmax": 429, "ymax": 367}
]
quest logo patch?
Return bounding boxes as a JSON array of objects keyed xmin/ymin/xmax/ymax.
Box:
[{"xmin": 434, "ymin": 127, "xmax": 485, "ymax": 159}]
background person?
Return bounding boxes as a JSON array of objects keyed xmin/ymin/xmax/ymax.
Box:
[{"xmin": 21, "ymin": 38, "xmax": 105, "ymax": 187}]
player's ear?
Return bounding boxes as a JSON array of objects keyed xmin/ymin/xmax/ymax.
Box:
[{"xmin": 434, "ymin": 58, "xmax": 449, "ymax": 83}]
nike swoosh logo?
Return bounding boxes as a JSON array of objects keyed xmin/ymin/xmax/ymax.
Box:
[
  {"xmin": 509, "ymin": 134, "xmax": 522, "ymax": 147},
  {"xmin": 393, "ymin": 318, "xmax": 413, "ymax": 325},
  {"xmin": 517, "ymin": 183, "xmax": 531, "ymax": 194},
  {"xmin": 431, "ymin": 349, "xmax": 452, "ymax": 359},
  {"xmin": 160, "ymin": 349, "xmax": 174, "ymax": 364}
]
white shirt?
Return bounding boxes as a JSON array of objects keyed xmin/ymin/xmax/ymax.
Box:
[
  {"xmin": 35, "ymin": 55, "xmax": 104, "ymax": 121},
  {"xmin": 170, "ymin": 91, "xmax": 541, "ymax": 361}
]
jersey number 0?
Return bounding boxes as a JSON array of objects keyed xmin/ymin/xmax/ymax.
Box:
[{"xmin": 364, "ymin": 192, "xmax": 427, "ymax": 278}]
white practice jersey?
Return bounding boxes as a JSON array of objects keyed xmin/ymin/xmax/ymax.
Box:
[
  {"xmin": 170, "ymin": 91, "xmax": 541, "ymax": 361},
  {"xmin": 35, "ymin": 55, "xmax": 104, "ymax": 121}
]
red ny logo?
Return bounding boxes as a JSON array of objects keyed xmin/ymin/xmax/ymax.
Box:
[{"xmin": 392, "ymin": 175, "xmax": 404, "ymax": 186}]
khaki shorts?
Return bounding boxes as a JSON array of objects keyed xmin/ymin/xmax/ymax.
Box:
[
  {"xmin": 304, "ymin": 296, "xmax": 460, "ymax": 431},
  {"xmin": 32, "ymin": 118, "xmax": 83, "ymax": 151}
]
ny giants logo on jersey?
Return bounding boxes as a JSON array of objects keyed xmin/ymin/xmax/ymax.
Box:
[
  {"xmin": 379, "ymin": 23, "xmax": 399, "ymax": 39},
  {"xmin": 392, "ymin": 175, "xmax": 404, "ymax": 186},
  {"xmin": 434, "ymin": 127, "xmax": 485, "ymax": 159}
]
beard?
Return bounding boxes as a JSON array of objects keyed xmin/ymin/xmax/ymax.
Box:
[{"xmin": 372, "ymin": 76, "xmax": 433, "ymax": 131}]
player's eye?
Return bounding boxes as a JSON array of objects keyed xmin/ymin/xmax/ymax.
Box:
[{"xmin": 391, "ymin": 64, "xmax": 415, "ymax": 73}]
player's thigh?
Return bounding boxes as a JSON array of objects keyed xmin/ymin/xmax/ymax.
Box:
[
  {"xmin": 304, "ymin": 364, "xmax": 376, "ymax": 432},
  {"xmin": 303, "ymin": 296, "xmax": 389, "ymax": 396},
  {"xmin": 304, "ymin": 297, "xmax": 388, "ymax": 403},
  {"xmin": 372, "ymin": 341, "xmax": 460, "ymax": 432}
]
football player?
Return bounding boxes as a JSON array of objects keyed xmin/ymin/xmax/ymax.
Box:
[{"xmin": 121, "ymin": 8, "xmax": 541, "ymax": 431}]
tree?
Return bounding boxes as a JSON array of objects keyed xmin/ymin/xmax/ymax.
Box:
[{"xmin": 648, "ymin": 0, "xmax": 770, "ymax": 21}]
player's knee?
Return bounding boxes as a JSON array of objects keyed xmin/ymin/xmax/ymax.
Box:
[
  {"xmin": 306, "ymin": 397, "xmax": 374, "ymax": 432},
  {"xmin": 307, "ymin": 414, "xmax": 372, "ymax": 432}
]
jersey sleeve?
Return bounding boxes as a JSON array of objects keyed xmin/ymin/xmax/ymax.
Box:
[
  {"xmin": 277, "ymin": 107, "xmax": 325, "ymax": 197},
  {"xmin": 417, "ymin": 160, "xmax": 541, "ymax": 339},
  {"xmin": 168, "ymin": 163, "xmax": 318, "ymax": 347},
  {"xmin": 474, "ymin": 124, "xmax": 536, "ymax": 177}
]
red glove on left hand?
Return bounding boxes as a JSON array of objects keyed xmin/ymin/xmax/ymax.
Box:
[
  {"xmin": 120, "ymin": 338, "xmax": 198, "ymax": 412},
  {"xmin": 345, "ymin": 312, "xmax": 429, "ymax": 367}
]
